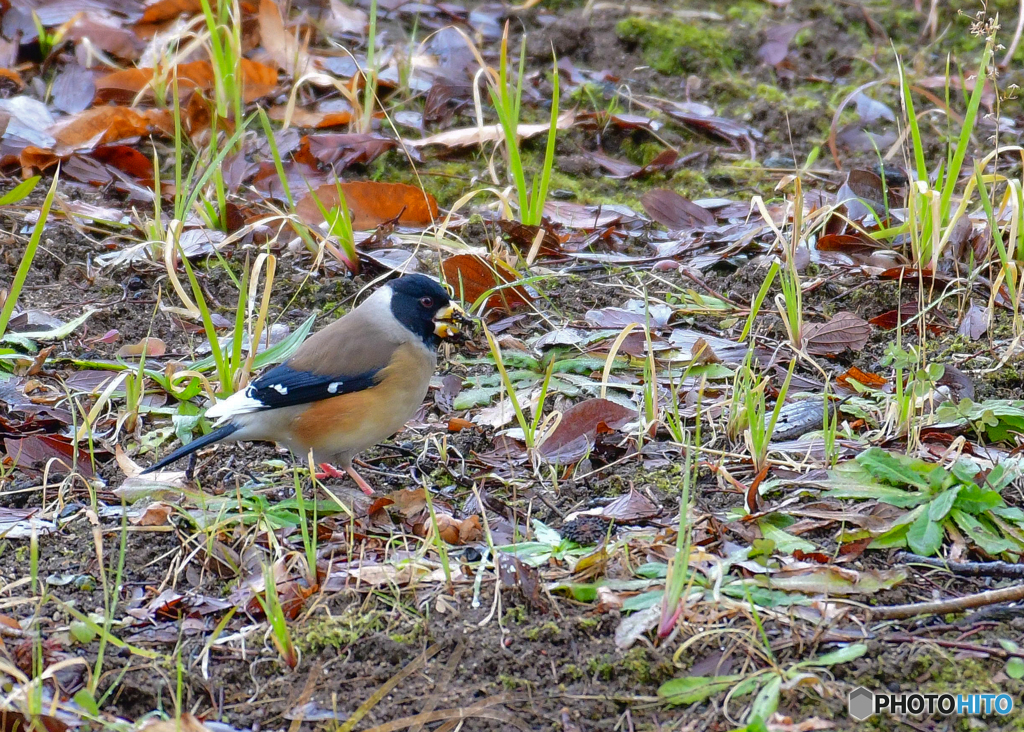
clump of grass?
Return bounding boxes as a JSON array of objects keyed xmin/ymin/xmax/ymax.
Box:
[
  {"xmin": 488, "ymin": 22, "xmax": 560, "ymax": 227},
  {"xmin": 0, "ymin": 174, "xmax": 58, "ymax": 343}
]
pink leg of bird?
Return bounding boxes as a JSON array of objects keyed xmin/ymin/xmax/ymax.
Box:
[
  {"xmin": 346, "ymin": 465, "xmax": 375, "ymax": 496},
  {"xmin": 316, "ymin": 463, "xmax": 346, "ymax": 479},
  {"xmin": 315, "ymin": 462, "xmax": 375, "ymax": 496}
]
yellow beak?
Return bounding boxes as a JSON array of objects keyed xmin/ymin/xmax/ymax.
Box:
[{"xmin": 433, "ymin": 302, "xmax": 468, "ymax": 338}]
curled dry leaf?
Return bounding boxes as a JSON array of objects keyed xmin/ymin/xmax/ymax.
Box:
[
  {"xmin": 497, "ymin": 552, "xmax": 548, "ymax": 611},
  {"xmin": 803, "ymin": 312, "xmax": 870, "ymax": 355},
  {"xmin": 441, "ymin": 254, "xmax": 532, "ymax": 311},
  {"xmin": 405, "ymin": 111, "xmax": 576, "ymax": 149},
  {"xmin": 413, "ymin": 513, "xmax": 483, "ymax": 545}
]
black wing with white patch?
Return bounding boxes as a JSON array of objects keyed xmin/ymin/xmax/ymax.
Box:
[{"xmin": 246, "ymin": 364, "xmax": 382, "ymax": 410}]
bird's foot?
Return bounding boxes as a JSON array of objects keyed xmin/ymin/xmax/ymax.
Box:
[
  {"xmin": 315, "ymin": 462, "xmax": 375, "ymax": 496},
  {"xmin": 315, "ymin": 463, "xmax": 346, "ymax": 480}
]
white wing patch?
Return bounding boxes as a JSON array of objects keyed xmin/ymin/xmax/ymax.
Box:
[
  {"xmin": 205, "ymin": 385, "xmax": 266, "ymax": 423},
  {"xmin": 327, "ymin": 381, "xmax": 344, "ymax": 394}
]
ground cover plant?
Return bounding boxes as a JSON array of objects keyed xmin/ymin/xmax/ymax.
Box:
[{"xmin": 0, "ymin": 0, "xmax": 1023, "ymax": 730}]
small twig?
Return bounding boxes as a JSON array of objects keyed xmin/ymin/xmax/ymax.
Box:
[
  {"xmin": 882, "ymin": 632, "xmax": 1024, "ymax": 660},
  {"xmin": 898, "ymin": 552, "xmax": 1024, "ymax": 580},
  {"xmin": 868, "ymin": 582, "xmax": 1024, "ymax": 620}
]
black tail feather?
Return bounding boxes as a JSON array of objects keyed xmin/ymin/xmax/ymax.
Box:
[{"xmin": 141, "ymin": 423, "xmax": 240, "ymax": 474}]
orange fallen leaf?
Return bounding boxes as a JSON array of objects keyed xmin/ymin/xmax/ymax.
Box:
[
  {"xmin": 447, "ymin": 417, "xmax": 475, "ymax": 432},
  {"xmin": 117, "ymin": 337, "xmax": 167, "ymax": 358},
  {"xmin": 131, "ymin": 502, "xmax": 173, "ymax": 526},
  {"xmin": 837, "ymin": 366, "xmax": 887, "ymax": 389},
  {"xmin": 49, "ymin": 106, "xmax": 173, "ymax": 153},
  {"xmin": 95, "ymin": 59, "xmax": 277, "ymax": 104},
  {"xmin": 138, "ymin": 0, "xmax": 257, "ymax": 24},
  {"xmin": 296, "ymin": 181, "xmax": 438, "ymax": 230},
  {"xmin": 139, "ymin": 0, "xmax": 204, "ymax": 23},
  {"xmin": 441, "ymin": 254, "xmax": 532, "ymax": 312},
  {"xmin": 269, "ymin": 105, "xmax": 354, "ymax": 128}
]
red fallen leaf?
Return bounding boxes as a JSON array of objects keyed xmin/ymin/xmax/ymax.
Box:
[
  {"xmin": 632, "ymin": 148, "xmax": 681, "ymax": 178},
  {"xmin": 591, "ymin": 150, "xmax": 639, "ymax": 177},
  {"xmin": 0, "ymin": 707, "xmax": 67, "ymax": 732},
  {"xmin": 86, "ymin": 329, "xmax": 120, "ymax": 345},
  {"xmin": 837, "ymin": 366, "xmax": 887, "ymax": 389},
  {"xmin": 4, "ymin": 434, "xmax": 93, "ymax": 477},
  {"xmin": 815, "ymin": 232, "xmax": 882, "ymax": 254},
  {"xmin": 296, "ymin": 181, "xmax": 438, "ymax": 230},
  {"xmin": 919, "ymin": 430, "xmax": 960, "ymax": 446},
  {"xmin": 868, "ymin": 302, "xmax": 946, "ymax": 334},
  {"xmin": 803, "ymin": 312, "xmax": 870, "ymax": 355},
  {"xmin": 538, "ymin": 398, "xmax": 636, "ymax": 463},
  {"xmin": 793, "ymin": 549, "xmax": 832, "ymax": 563},
  {"xmin": 662, "ymin": 104, "xmax": 759, "ymax": 151},
  {"xmin": 838, "ymin": 538, "xmax": 872, "ymax": 559},
  {"xmin": 878, "ymin": 266, "xmax": 954, "ymax": 287},
  {"xmin": 441, "ymin": 254, "xmax": 532, "ymax": 312},
  {"xmin": 641, "ymin": 188, "xmax": 715, "ymax": 231},
  {"xmin": 91, "ymin": 145, "xmax": 155, "ymax": 179}
]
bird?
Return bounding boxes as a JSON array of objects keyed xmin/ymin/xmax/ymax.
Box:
[{"xmin": 142, "ymin": 274, "xmax": 467, "ymax": 494}]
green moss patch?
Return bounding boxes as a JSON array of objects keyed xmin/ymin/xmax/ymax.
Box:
[{"xmin": 616, "ymin": 17, "xmax": 739, "ymax": 76}]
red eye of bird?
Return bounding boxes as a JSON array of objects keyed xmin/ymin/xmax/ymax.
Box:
[{"xmin": 420, "ymin": 296, "xmax": 433, "ymax": 308}]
